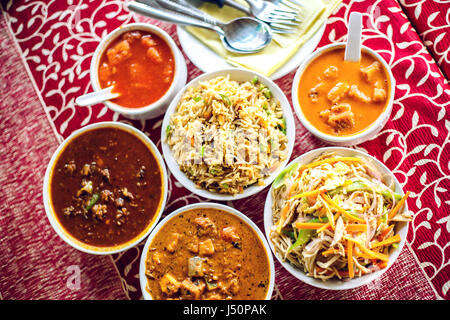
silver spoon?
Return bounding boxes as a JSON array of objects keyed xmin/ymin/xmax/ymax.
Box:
[{"xmin": 127, "ymin": 1, "xmax": 272, "ymax": 54}]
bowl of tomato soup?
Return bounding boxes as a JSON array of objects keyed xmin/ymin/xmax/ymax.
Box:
[
  {"xmin": 91, "ymin": 23, "xmax": 187, "ymax": 119},
  {"xmin": 42, "ymin": 122, "xmax": 168, "ymax": 254},
  {"xmin": 292, "ymin": 43, "xmax": 395, "ymax": 146}
]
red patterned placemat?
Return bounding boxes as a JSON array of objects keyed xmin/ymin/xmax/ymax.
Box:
[
  {"xmin": 1, "ymin": 0, "xmax": 449, "ymax": 300},
  {"xmin": 0, "ymin": 15, "xmax": 127, "ymax": 300},
  {"xmin": 398, "ymin": 0, "xmax": 450, "ymax": 79}
]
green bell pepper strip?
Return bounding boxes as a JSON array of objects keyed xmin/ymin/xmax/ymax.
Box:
[
  {"xmin": 84, "ymin": 193, "xmax": 99, "ymax": 212},
  {"xmin": 287, "ymin": 217, "xmax": 328, "ymax": 253},
  {"xmin": 165, "ymin": 125, "xmax": 172, "ymax": 139},
  {"xmin": 327, "ymin": 181, "xmax": 402, "ymax": 201},
  {"xmin": 272, "ymin": 162, "xmax": 300, "ymax": 189},
  {"xmin": 219, "ymin": 94, "xmax": 231, "ymax": 106}
]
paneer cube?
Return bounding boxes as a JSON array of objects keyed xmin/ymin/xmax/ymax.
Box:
[
  {"xmin": 152, "ymin": 251, "xmax": 163, "ymax": 265},
  {"xmin": 327, "ymin": 82, "xmax": 350, "ymax": 103},
  {"xmin": 373, "ymin": 81, "xmax": 387, "ymax": 102},
  {"xmin": 193, "ymin": 216, "xmax": 215, "ymax": 229},
  {"xmin": 320, "ymin": 103, "xmax": 355, "ymax": 132},
  {"xmin": 180, "ymin": 279, "xmax": 206, "ymax": 300},
  {"xmin": 106, "ymin": 40, "xmax": 131, "ymax": 65},
  {"xmin": 193, "ymin": 217, "xmax": 218, "ymax": 237},
  {"xmin": 198, "ymin": 239, "xmax": 215, "ymax": 256},
  {"xmin": 166, "ymin": 233, "xmax": 181, "ymax": 253},
  {"xmin": 360, "ymin": 61, "xmax": 381, "ymax": 82},
  {"xmin": 323, "ymin": 65, "xmax": 338, "ymax": 79},
  {"xmin": 141, "ymin": 35, "xmax": 156, "ymax": 47},
  {"xmin": 122, "ymin": 31, "xmax": 142, "ymax": 43},
  {"xmin": 348, "ymin": 85, "xmax": 371, "ymax": 103},
  {"xmin": 146, "ymin": 47, "xmax": 162, "ymax": 63},
  {"xmin": 188, "ymin": 256, "xmax": 204, "ymax": 277},
  {"xmin": 220, "ymin": 226, "xmax": 240, "ymax": 243},
  {"xmin": 187, "ymin": 237, "xmax": 199, "ymax": 254},
  {"xmin": 308, "ymin": 81, "xmax": 325, "ymax": 103},
  {"xmin": 159, "ymin": 273, "xmax": 180, "ymax": 296}
]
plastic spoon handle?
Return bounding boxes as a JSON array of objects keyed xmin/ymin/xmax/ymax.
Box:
[
  {"xmin": 75, "ymin": 87, "xmax": 119, "ymax": 106},
  {"xmin": 344, "ymin": 12, "xmax": 362, "ymax": 62}
]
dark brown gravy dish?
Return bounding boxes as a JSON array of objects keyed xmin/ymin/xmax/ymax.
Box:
[
  {"xmin": 50, "ymin": 126, "xmax": 163, "ymax": 247},
  {"xmin": 145, "ymin": 208, "xmax": 271, "ymax": 300}
]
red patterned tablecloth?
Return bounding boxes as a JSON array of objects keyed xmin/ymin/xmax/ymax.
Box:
[{"xmin": 0, "ymin": 0, "xmax": 449, "ymax": 300}]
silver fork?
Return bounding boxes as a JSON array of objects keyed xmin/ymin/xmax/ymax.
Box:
[
  {"xmin": 244, "ymin": 0, "xmax": 303, "ymax": 33},
  {"xmin": 178, "ymin": 0, "xmax": 302, "ymax": 34},
  {"xmin": 206, "ymin": 0, "xmax": 303, "ymax": 34}
]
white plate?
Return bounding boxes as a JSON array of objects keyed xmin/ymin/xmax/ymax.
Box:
[
  {"xmin": 264, "ymin": 147, "xmax": 409, "ymax": 290},
  {"xmin": 177, "ymin": 23, "xmax": 326, "ymax": 80},
  {"xmin": 161, "ymin": 68, "xmax": 296, "ymax": 201}
]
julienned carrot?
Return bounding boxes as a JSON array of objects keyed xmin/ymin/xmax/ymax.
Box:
[
  {"xmin": 346, "ymin": 224, "xmax": 367, "ymax": 233},
  {"xmin": 319, "ymin": 194, "xmax": 335, "ymax": 230},
  {"xmin": 348, "ymin": 240, "xmax": 354, "ymax": 278},
  {"xmin": 322, "ymin": 249, "xmax": 341, "ymax": 256},
  {"xmin": 288, "ymin": 180, "xmax": 299, "ymax": 198},
  {"xmin": 344, "ymin": 236, "xmax": 389, "ymax": 262},
  {"xmin": 388, "ymin": 191, "xmax": 410, "ymax": 220},
  {"xmin": 295, "ymin": 222, "xmax": 328, "ymax": 230},
  {"xmin": 300, "ymin": 157, "xmax": 363, "ymax": 171},
  {"xmin": 317, "ymin": 222, "xmax": 331, "ymax": 233},
  {"xmin": 322, "ymin": 194, "xmax": 366, "ymax": 224},
  {"xmin": 371, "ymin": 234, "xmax": 401, "ymax": 249},
  {"xmin": 316, "ymin": 211, "xmax": 341, "ymax": 233},
  {"xmin": 321, "ymin": 248, "xmax": 372, "ymax": 260},
  {"xmin": 291, "ymin": 188, "xmax": 324, "ymax": 200},
  {"xmin": 377, "ymin": 224, "xmax": 395, "ymax": 241},
  {"xmin": 276, "ymin": 203, "xmax": 291, "ymax": 233}
]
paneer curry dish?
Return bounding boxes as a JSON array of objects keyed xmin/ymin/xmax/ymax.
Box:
[
  {"xmin": 49, "ymin": 126, "xmax": 165, "ymax": 248},
  {"xmin": 297, "ymin": 47, "xmax": 390, "ymax": 136},
  {"xmin": 144, "ymin": 207, "xmax": 271, "ymax": 300}
]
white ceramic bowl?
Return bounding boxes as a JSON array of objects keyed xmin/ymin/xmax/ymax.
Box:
[
  {"xmin": 291, "ymin": 43, "xmax": 395, "ymax": 146},
  {"xmin": 161, "ymin": 68, "xmax": 296, "ymax": 201},
  {"xmin": 90, "ymin": 23, "xmax": 187, "ymax": 120},
  {"xmin": 139, "ymin": 202, "xmax": 275, "ymax": 300},
  {"xmin": 42, "ymin": 122, "xmax": 168, "ymax": 255},
  {"xmin": 264, "ymin": 147, "xmax": 409, "ymax": 290}
]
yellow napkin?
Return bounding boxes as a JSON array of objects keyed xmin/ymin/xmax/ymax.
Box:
[{"xmin": 185, "ymin": 0, "xmax": 342, "ymax": 77}]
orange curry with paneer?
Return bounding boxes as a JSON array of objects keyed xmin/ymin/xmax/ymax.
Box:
[
  {"xmin": 298, "ymin": 47, "xmax": 390, "ymax": 136},
  {"xmin": 145, "ymin": 208, "xmax": 271, "ymax": 300},
  {"xmin": 98, "ymin": 30, "xmax": 175, "ymax": 108}
]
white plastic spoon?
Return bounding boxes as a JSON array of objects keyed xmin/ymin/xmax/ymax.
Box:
[
  {"xmin": 75, "ymin": 86, "xmax": 120, "ymax": 106},
  {"xmin": 344, "ymin": 12, "xmax": 362, "ymax": 62}
]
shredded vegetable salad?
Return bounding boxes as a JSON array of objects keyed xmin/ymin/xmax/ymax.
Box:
[{"xmin": 270, "ymin": 152, "xmax": 411, "ymax": 281}]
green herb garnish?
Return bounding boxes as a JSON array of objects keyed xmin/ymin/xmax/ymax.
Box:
[
  {"xmin": 219, "ymin": 94, "xmax": 231, "ymax": 106},
  {"xmin": 85, "ymin": 193, "xmax": 99, "ymax": 212}
]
